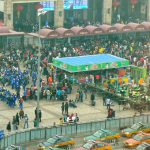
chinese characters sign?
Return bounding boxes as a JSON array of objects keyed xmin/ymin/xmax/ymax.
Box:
[{"xmin": 40, "ymin": 0, "xmax": 88, "ymax": 11}]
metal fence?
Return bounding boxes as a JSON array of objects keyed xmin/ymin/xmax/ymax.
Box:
[{"xmin": 0, "ymin": 114, "xmax": 150, "ymax": 149}]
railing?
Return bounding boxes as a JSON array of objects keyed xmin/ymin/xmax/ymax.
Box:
[{"xmin": 0, "ymin": 114, "xmax": 150, "ymax": 149}]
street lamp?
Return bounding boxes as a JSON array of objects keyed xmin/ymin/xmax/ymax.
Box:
[{"xmin": 36, "ymin": 9, "xmax": 47, "ymax": 127}]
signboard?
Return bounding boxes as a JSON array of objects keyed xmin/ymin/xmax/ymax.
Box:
[
  {"xmin": 41, "ymin": 1, "xmax": 54, "ymax": 11},
  {"xmin": 64, "ymin": 0, "xmax": 88, "ymax": 9},
  {"xmin": 40, "ymin": 0, "xmax": 88, "ymax": 10}
]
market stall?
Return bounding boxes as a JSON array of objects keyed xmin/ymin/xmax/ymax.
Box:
[
  {"xmin": 53, "ymin": 54, "xmax": 130, "ymax": 93},
  {"xmin": 130, "ymin": 66, "xmax": 147, "ymax": 84},
  {"xmin": 53, "ymin": 54, "xmax": 150, "ymax": 111}
]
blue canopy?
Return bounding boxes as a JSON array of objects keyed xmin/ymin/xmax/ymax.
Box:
[
  {"xmin": 53, "ymin": 54, "xmax": 130, "ymax": 72},
  {"xmin": 55, "ymin": 54, "xmax": 128, "ymax": 66}
]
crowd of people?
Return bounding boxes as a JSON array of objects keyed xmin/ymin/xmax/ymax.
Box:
[
  {"xmin": 0, "ymin": 32, "xmax": 149, "ymax": 132},
  {"xmin": 6, "ymin": 109, "xmax": 29, "ymax": 131},
  {"xmin": 6, "ymin": 107, "xmax": 43, "ymax": 132}
]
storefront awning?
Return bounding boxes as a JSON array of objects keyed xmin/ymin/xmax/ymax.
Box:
[
  {"xmin": 27, "ymin": 22, "xmax": 150, "ymax": 39},
  {"xmin": 85, "ymin": 25, "xmax": 103, "ymax": 34},
  {"xmin": 127, "ymin": 23, "xmax": 145, "ymax": 31},
  {"xmin": 141, "ymin": 22, "xmax": 150, "ymax": 30},
  {"xmin": 0, "ymin": 26, "xmax": 24, "ymax": 36},
  {"xmin": 71, "ymin": 26, "xmax": 89, "ymax": 35},
  {"xmin": 98, "ymin": 24, "xmax": 112, "ymax": 33},
  {"xmin": 39, "ymin": 28, "xmax": 59, "ymax": 38},
  {"xmin": 113, "ymin": 23, "xmax": 132, "ymax": 32},
  {"xmin": 55, "ymin": 27, "xmax": 75, "ymax": 37}
]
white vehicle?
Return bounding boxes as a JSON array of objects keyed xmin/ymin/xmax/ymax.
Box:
[{"xmin": 5, "ymin": 145, "xmax": 20, "ymax": 150}]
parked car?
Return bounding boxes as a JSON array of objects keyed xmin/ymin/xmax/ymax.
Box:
[
  {"xmin": 84, "ymin": 129, "xmax": 120, "ymax": 142},
  {"xmin": 75, "ymin": 140, "xmax": 112, "ymax": 150},
  {"xmin": 121, "ymin": 122, "xmax": 150, "ymax": 137},
  {"xmin": 37, "ymin": 135, "xmax": 75, "ymax": 150},
  {"xmin": 5, "ymin": 145, "xmax": 20, "ymax": 150},
  {"xmin": 136, "ymin": 142, "xmax": 150, "ymax": 150},
  {"xmin": 124, "ymin": 132, "xmax": 150, "ymax": 148},
  {"xmin": 48, "ymin": 148, "xmax": 66, "ymax": 150}
]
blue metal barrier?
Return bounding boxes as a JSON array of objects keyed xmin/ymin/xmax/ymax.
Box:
[{"xmin": 0, "ymin": 114, "xmax": 150, "ymax": 149}]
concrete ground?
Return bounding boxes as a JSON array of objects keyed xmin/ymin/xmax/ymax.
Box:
[
  {"xmin": 0, "ymin": 61, "xmax": 146, "ymax": 133},
  {"xmin": 0, "ymin": 84, "xmax": 137, "ymax": 132}
]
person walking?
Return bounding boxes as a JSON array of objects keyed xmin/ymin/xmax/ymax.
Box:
[
  {"xmin": 75, "ymin": 91, "xmax": 79, "ymax": 102},
  {"xmin": 46, "ymin": 89, "xmax": 50, "ymax": 100},
  {"xmin": 35, "ymin": 107, "xmax": 37, "ymax": 119},
  {"xmin": 6, "ymin": 121, "xmax": 11, "ymax": 132},
  {"xmin": 84, "ymin": 85, "xmax": 87, "ymax": 99},
  {"xmin": 90, "ymin": 92, "xmax": 95, "ymax": 106},
  {"xmin": 24, "ymin": 114, "xmax": 29, "ymax": 129},
  {"xmin": 65, "ymin": 102, "xmax": 69, "ymax": 115},
  {"xmin": 33, "ymin": 118, "xmax": 38, "ymax": 127},
  {"xmin": 39, "ymin": 110, "xmax": 42, "ymax": 122},
  {"xmin": 19, "ymin": 97, "xmax": 24, "ymax": 109},
  {"xmin": 16, "ymin": 113, "xmax": 19, "ymax": 125},
  {"xmin": 106, "ymin": 97, "xmax": 111, "ymax": 109},
  {"xmin": 12, "ymin": 116, "xmax": 16, "ymax": 131},
  {"xmin": 61, "ymin": 102, "xmax": 65, "ymax": 114},
  {"xmin": 50, "ymin": 90, "xmax": 53, "ymax": 100},
  {"xmin": 79, "ymin": 91, "xmax": 83, "ymax": 102},
  {"xmin": 19, "ymin": 109, "xmax": 24, "ymax": 120},
  {"xmin": 102, "ymin": 95, "xmax": 106, "ymax": 106}
]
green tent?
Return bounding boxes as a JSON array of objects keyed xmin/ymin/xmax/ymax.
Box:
[{"xmin": 52, "ymin": 54, "xmax": 130, "ymax": 73}]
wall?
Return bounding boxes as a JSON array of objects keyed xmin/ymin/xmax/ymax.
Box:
[{"xmin": 0, "ymin": 114, "xmax": 150, "ymax": 149}]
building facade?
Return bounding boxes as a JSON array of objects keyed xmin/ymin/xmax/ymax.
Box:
[{"xmin": 3, "ymin": 0, "xmax": 150, "ymax": 30}]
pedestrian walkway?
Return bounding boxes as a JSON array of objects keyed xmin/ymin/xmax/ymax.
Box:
[{"xmin": 0, "ymin": 85, "xmax": 137, "ymax": 132}]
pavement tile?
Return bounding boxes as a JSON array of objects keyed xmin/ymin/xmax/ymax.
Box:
[{"xmin": 0, "ymin": 82, "xmax": 137, "ymax": 132}]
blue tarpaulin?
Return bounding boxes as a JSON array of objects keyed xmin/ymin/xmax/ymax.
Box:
[
  {"xmin": 53, "ymin": 54, "xmax": 130, "ymax": 72},
  {"xmin": 54, "ymin": 54, "xmax": 128, "ymax": 66}
]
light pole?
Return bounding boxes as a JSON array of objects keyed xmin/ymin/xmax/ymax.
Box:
[
  {"xmin": 36, "ymin": 6, "xmax": 49, "ymax": 127},
  {"xmin": 36, "ymin": 14, "xmax": 41, "ymax": 127},
  {"xmin": 36, "ymin": 9, "xmax": 48, "ymax": 127}
]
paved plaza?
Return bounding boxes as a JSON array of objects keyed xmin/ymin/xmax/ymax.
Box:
[{"xmin": 0, "ymin": 84, "xmax": 139, "ymax": 133}]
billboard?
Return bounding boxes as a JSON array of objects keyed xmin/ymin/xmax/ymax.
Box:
[{"xmin": 40, "ymin": 0, "xmax": 88, "ymax": 11}]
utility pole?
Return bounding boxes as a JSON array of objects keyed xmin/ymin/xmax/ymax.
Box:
[{"xmin": 36, "ymin": 14, "xmax": 41, "ymax": 127}]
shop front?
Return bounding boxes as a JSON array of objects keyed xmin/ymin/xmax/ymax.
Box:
[
  {"xmin": 52, "ymin": 54, "xmax": 130, "ymax": 95},
  {"xmin": 112, "ymin": 0, "xmax": 148, "ymax": 24}
]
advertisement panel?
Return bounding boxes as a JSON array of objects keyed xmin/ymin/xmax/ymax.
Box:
[{"xmin": 40, "ymin": 0, "xmax": 88, "ymax": 10}]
